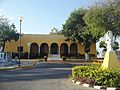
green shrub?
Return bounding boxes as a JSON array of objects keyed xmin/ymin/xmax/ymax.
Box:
[{"xmin": 72, "ymin": 65, "xmax": 120, "ymax": 87}]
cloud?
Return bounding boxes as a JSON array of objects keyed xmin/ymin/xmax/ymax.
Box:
[
  {"xmin": 0, "ymin": 8, "xmax": 7, "ymax": 15},
  {"xmin": 0, "ymin": 8, "xmax": 16, "ymax": 22},
  {"xmin": 0, "ymin": 8, "xmax": 8, "ymax": 18}
]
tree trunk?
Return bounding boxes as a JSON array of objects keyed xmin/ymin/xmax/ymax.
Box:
[
  {"xmin": 84, "ymin": 43, "xmax": 90, "ymax": 61},
  {"xmin": 85, "ymin": 52, "xmax": 89, "ymax": 61}
]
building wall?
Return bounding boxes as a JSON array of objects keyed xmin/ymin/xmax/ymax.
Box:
[{"xmin": 4, "ymin": 34, "xmax": 96, "ymax": 55}]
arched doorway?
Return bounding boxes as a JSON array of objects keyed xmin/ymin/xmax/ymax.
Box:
[
  {"xmin": 30, "ymin": 43, "xmax": 39, "ymax": 53},
  {"xmin": 60, "ymin": 43, "xmax": 68, "ymax": 56},
  {"xmin": 70, "ymin": 43, "xmax": 77, "ymax": 54},
  {"xmin": 40, "ymin": 43, "xmax": 49, "ymax": 57},
  {"xmin": 50, "ymin": 43, "xmax": 58, "ymax": 54},
  {"xmin": 30, "ymin": 43, "xmax": 39, "ymax": 59}
]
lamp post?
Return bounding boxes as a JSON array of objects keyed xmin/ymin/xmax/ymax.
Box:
[{"xmin": 18, "ymin": 16, "xmax": 23, "ymax": 66}]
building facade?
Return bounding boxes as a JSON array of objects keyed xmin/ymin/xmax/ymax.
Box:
[{"xmin": 4, "ymin": 34, "xmax": 96, "ymax": 59}]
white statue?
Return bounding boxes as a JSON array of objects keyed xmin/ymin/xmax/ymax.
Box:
[{"xmin": 103, "ymin": 30, "xmax": 113, "ymax": 52}]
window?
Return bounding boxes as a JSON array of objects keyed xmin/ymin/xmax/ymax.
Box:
[{"xmin": 17, "ymin": 46, "xmax": 23, "ymax": 52}]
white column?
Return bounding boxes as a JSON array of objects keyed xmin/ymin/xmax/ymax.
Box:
[
  {"xmin": 58, "ymin": 46, "xmax": 60, "ymax": 54},
  {"xmin": 68, "ymin": 47, "xmax": 70, "ymax": 54},
  {"xmin": 58, "ymin": 46, "xmax": 60, "ymax": 58},
  {"xmin": 49, "ymin": 47, "xmax": 50, "ymax": 54},
  {"xmin": 27, "ymin": 43, "xmax": 31, "ymax": 59},
  {"xmin": 48, "ymin": 47, "xmax": 51, "ymax": 58},
  {"xmin": 39, "ymin": 44, "xmax": 41, "ymax": 54}
]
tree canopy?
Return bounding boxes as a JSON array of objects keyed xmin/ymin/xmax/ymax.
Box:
[
  {"xmin": 62, "ymin": 8, "xmax": 86, "ymax": 42},
  {"xmin": 0, "ymin": 16, "xmax": 19, "ymax": 51},
  {"xmin": 62, "ymin": 8, "xmax": 97, "ymax": 60},
  {"xmin": 99, "ymin": 41, "xmax": 119, "ymax": 51},
  {"xmin": 62, "ymin": 0, "xmax": 120, "ymax": 60},
  {"xmin": 84, "ymin": 0, "xmax": 120, "ymax": 38}
]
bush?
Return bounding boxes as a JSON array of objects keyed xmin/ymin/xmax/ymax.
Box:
[{"xmin": 72, "ymin": 65, "xmax": 120, "ymax": 87}]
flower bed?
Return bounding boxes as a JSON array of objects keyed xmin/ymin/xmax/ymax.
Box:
[{"xmin": 72, "ymin": 65, "xmax": 120, "ymax": 87}]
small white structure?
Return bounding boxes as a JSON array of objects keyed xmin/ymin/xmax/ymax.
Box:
[
  {"xmin": 0, "ymin": 46, "xmax": 12, "ymax": 64},
  {"xmin": 103, "ymin": 30, "xmax": 113, "ymax": 52},
  {"xmin": 101, "ymin": 30, "xmax": 120, "ymax": 69}
]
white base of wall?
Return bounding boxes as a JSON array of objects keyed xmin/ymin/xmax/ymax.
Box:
[{"xmin": 48, "ymin": 54, "xmax": 62, "ymax": 60}]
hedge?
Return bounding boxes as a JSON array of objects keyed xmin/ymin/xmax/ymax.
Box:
[{"xmin": 72, "ymin": 65, "xmax": 120, "ymax": 87}]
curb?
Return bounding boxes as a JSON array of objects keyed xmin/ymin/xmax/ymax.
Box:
[
  {"xmin": 72, "ymin": 80, "xmax": 120, "ymax": 90},
  {"xmin": 15, "ymin": 62, "xmax": 36, "ymax": 69},
  {"xmin": 0, "ymin": 62, "xmax": 36, "ymax": 71},
  {"xmin": 0, "ymin": 66, "xmax": 15, "ymax": 70},
  {"xmin": 94, "ymin": 86, "xmax": 106, "ymax": 89},
  {"xmin": 83, "ymin": 84, "xmax": 91, "ymax": 87},
  {"xmin": 76, "ymin": 81, "xmax": 81, "ymax": 85},
  {"xmin": 107, "ymin": 87, "xmax": 120, "ymax": 90}
]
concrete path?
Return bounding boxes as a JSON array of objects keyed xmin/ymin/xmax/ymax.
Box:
[{"xmin": 0, "ymin": 62, "xmax": 97, "ymax": 90}]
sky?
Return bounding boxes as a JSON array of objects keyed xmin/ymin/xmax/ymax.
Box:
[
  {"xmin": 0, "ymin": 0, "xmax": 97, "ymax": 34},
  {"xmin": 1, "ymin": 0, "xmax": 120, "ymax": 54}
]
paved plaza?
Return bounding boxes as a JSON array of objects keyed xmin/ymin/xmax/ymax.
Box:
[{"xmin": 0, "ymin": 62, "xmax": 97, "ymax": 90}]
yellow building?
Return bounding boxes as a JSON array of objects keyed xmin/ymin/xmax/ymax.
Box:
[{"xmin": 4, "ymin": 32, "xmax": 96, "ymax": 59}]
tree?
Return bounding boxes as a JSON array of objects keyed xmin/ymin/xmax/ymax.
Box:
[
  {"xmin": 84, "ymin": 0, "xmax": 120, "ymax": 38},
  {"xmin": 62, "ymin": 8, "xmax": 86, "ymax": 41},
  {"xmin": 113, "ymin": 42, "xmax": 119, "ymax": 51},
  {"xmin": 99, "ymin": 41, "xmax": 107, "ymax": 52},
  {"xmin": 99, "ymin": 41, "xmax": 119, "ymax": 52},
  {"xmin": 62, "ymin": 8, "xmax": 97, "ymax": 60},
  {"xmin": 0, "ymin": 15, "xmax": 19, "ymax": 52},
  {"xmin": 83, "ymin": 0, "xmax": 120, "ymax": 57},
  {"xmin": 80, "ymin": 28, "xmax": 96, "ymax": 60}
]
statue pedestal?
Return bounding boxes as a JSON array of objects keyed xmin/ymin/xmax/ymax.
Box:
[{"xmin": 102, "ymin": 51, "xmax": 120, "ymax": 69}]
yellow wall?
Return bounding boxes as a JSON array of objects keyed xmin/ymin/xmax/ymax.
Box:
[{"xmin": 4, "ymin": 34, "xmax": 96, "ymax": 55}]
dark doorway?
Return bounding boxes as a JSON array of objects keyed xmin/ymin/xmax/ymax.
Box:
[
  {"xmin": 70, "ymin": 43, "xmax": 77, "ymax": 54},
  {"xmin": 40, "ymin": 43, "xmax": 49, "ymax": 57},
  {"xmin": 30, "ymin": 43, "xmax": 39, "ymax": 53},
  {"xmin": 30, "ymin": 43, "xmax": 39, "ymax": 59},
  {"xmin": 60, "ymin": 43, "xmax": 68, "ymax": 55},
  {"xmin": 50, "ymin": 43, "xmax": 58, "ymax": 54}
]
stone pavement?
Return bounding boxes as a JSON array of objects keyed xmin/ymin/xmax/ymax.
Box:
[{"xmin": 0, "ymin": 62, "xmax": 97, "ymax": 90}]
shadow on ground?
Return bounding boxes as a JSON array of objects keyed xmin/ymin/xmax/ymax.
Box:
[{"xmin": 0, "ymin": 62, "xmax": 73, "ymax": 82}]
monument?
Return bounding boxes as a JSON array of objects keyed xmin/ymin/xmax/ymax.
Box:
[
  {"xmin": 0, "ymin": 45, "xmax": 14, "ymax": 66},
  {"xmin": 101, "ymin": 30, "xmax": 120, "ymax": 69}
]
